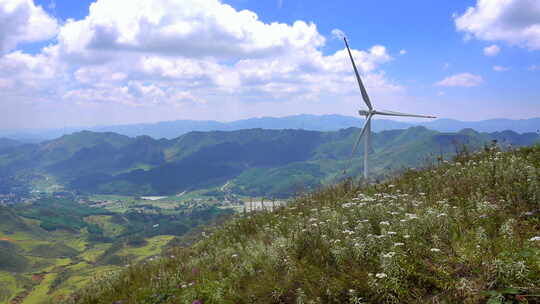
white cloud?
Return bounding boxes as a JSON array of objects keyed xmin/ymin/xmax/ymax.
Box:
[
  {"xmin": 48, "ymin": 0, "xmax": 397, "ymax": 105},
  {"xmin": 437, "ymin": 91, "xmax": 445, "ymax": 96},
  {"xmin": 57, "ymin": 0, "xmax": 325, "ymax": 62},
  {"xmin": 528, "ymin": 64, "xmax": 539, "ymax": 71},
  {"xmin": 455, "ymin": 0, "xmax": 540, "ymax": 50},
  {"xmin": 0, "ymin": 46, "xmax": 64, "ymax": 95},
  {"xmin": 0, "ymin": 0, "xmax": 406, "ymax": 128},
  {"xmin": 399, "ymin": 49, "xmax": 407, "ymax": 55},
  {"xmin": 435, "ymin": 73, "xmax": 483, "ymax": 87},
  {"xmin": 493, "ymin": 65, "xmax": 510, "ymax": 71},
  {"xmin": 483, "ymin": 44, "xmax": 500, "ymax": 56},
  {"xmin": 442, "ymin": 62, "xmax": 450, "ymax": 70},
  {"xmin": 0, "ymin": 0, "xmax": 58, "ymax": 53}
]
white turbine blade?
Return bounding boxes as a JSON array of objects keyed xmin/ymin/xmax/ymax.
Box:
[
  {"xmin": 375, "ymin": 110, "xmax": 436, "ymax": 119},
  {"xmin": 348, "ymin": 114, "xmax": 373, "ymax": 169},
  {"xmin": 344, "ymin": 37, "xmax": 373, "ymax": 111}
]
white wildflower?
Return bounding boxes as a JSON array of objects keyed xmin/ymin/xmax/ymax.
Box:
[
  {"xmin": 430, "ymin": 248, "xmax": 441, "ymax": 252},
  {"xmin": 375, "ymin": 273, "xmax": 387, "ymax": 279},
  {"xmin": 382, "ymin": 252, "xmax": 396, "ymax": 258},
  {"xmin": 394, "ymin": 242, "xmax": 404, "ymax": 246}
]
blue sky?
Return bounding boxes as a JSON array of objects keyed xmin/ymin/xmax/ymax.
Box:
[{"xmin": 1, "ymin": 0, "xmax": 539, "ymax": 129}]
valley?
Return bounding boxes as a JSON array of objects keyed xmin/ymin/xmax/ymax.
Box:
[{"xmin": 0, "ymin": 192, "xmax": 233, "ymax": 303}]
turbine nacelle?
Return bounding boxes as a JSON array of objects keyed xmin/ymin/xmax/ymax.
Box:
[{"xmin": 358, "ymin": 109, "xmax": 370, "ymax": 117}]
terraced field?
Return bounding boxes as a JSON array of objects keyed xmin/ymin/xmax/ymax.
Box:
[{"xmin": 0, "ymin": 194, "xmax": 232, "ymax": 304}]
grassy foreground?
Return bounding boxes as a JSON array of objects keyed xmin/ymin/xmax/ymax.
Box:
[{"xmin": 67, "ymin": 145, "xmax": 540, "ymax": 304}]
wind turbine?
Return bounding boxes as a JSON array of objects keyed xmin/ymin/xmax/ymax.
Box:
[{"xmin": 343, "ymin": 37, "xmax": 436, "ymax": 179}]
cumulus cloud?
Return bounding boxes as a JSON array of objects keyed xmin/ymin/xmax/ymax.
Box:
[
  {"xmin": 48, "ymin": 0, "xmax": 395, "ymax": 104},
  {"xmin": 493, "ymin": 65, "xmax": 510, "ymax": 72},
  {"xmin": 56, "ymin": 0, "xmax": 325, "ymax": 62},
  {"xmin": 435, "ymin": 73, "xmax": 483, "ymax": 87},
  {"xmin": 455, "ymin": 0, "xmax": 540, "ymax": 50},
  {"xmin": 399, "ymin": 49, "xmax": 407, "ymax": 55},
  {"xmin": 0, "ymin": 46, "xmax": 64, "ymax": 97},
  {"xmin": 0, "ymin": 0, "xmax": 58, "ymax": 53},
  {"xmin": 483, "ymin": 44, "xmax": 500, "ymax": 56},
  {"xmin": 0, "ymin": 0, "xmax": 405, "ymax": 128}
]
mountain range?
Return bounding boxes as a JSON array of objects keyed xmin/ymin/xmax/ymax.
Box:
[
  {"xmin": 1, "ymin": 127, "xmax": 538, "ymax": 198},
  {"xmin": 2, "ymin": 115, "xmax": 539, "ymax": 142}
]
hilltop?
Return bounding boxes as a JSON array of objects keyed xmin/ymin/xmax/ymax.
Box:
[
  {"xmin": 1, "ymin": 127, "xmax": 539, "ymax": 198},
  {"xmin": 67, "ymin": 144, "xmax": 540, "ymax": 304}
]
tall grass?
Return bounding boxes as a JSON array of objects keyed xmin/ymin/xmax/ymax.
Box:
[{"xmin": 66, "ymin": 144, "xmax": 540, "ymax": 304}]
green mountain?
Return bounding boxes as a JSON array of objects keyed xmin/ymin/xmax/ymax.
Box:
[
  {"xmin": 0, "ymin": 127, "xmax": 538, "ymax": 197},
  {"xmin": 69, "ymin": 144, "xmax": 540, "ymax": 304}
]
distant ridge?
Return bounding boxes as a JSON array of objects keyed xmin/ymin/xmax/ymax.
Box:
[
  {"xmin": 0, "ymin": 137, "xmax": 21, "ymax": 150},
  {"xmin": 1, "ymin": 115, "xmax": 539, "ymax": 141}
]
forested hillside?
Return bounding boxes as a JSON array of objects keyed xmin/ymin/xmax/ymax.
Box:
[{"xmin": 0, "ymin": 127, "xmax": 538, "ymax": 198}]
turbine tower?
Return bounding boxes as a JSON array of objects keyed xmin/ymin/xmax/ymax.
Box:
[{"xmin": 343, "ymin": 37, "xmax": 436, "ymax": 179}]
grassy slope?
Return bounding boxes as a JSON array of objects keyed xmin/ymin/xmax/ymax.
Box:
[{"xmin": 68, "ymin": 145, "xmax": 540, "ymax": 304}]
